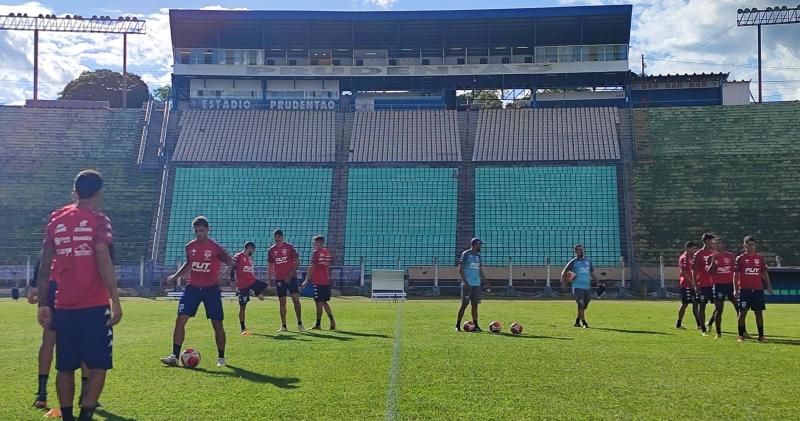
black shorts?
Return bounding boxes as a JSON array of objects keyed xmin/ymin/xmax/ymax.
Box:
[
  {"xmin": 276, "ymin": 279, "xmax": 300, "ymax": 297},
  {"xmin": 313, "ymin": 284, "xmax": 331, "ymax": 303},
  {"xmin": 680, "ymin": 287, "xmax": 695, "ymax": 304},
  {"xmin": 45, "ymin": 281, "xmax": 58, "ymax": 330},
  {"xmin": 697, "ymin": 287, "xmax": 714, "ymax": 305},
  {"xmin": 573, "ymin": 288, "xmax": 591, "ymax": 309},
  {"xmin": 713, "ymin": 283, "xmax": 735, "ymax": 302},
  {"xmin": 238, "ymin": 280, "xmax": 268, "ymax": 306},
  {"xmin": 738, "ymin": 289, "xmax": 766, "ymax": 312},
  {"xmin": 54, "ymin": 306, "xmax": 112, "ymax": 371},
  {"xmin": 178, "ymin": 285, "xmax": 224, "ymax": 321},
  {"xmin": 461, "ymin": 284, "xmax": 482, "ymax": 304}
]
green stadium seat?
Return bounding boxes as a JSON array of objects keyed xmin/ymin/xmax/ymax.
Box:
[
  {"xmin": 475, "ymin": 166, "xmax": 621, "ymax": 266},
  {"xmin": 344, "ymin": 168, "xmax": 458, "ymax": 268},
  {"xmin": 165, "ymin": 167, "xmax": 332, "ymax": 265}
]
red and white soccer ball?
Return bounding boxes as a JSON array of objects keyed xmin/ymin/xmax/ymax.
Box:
[
  {"xmin": 462, "ymin": 320, "xmax": 476, "ymax": 332},
  {"xmin": 564, "ymin": 271, "xmax": 577, "ymax": 282},
  {"xmin": 510, "ymin": 322, "xmax": 524, "ymax": 335},
  {"xmin": 489, "ymin": 320, "xmax": 502, "ymax": 333},
  {"xmin": 180, "ymin": 348, "xmax": 201, "ymax": 368}
]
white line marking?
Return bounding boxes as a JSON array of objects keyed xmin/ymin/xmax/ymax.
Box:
[{"xmin": 385, "ymin": 303, "xmax": 404, "ymax": 421}]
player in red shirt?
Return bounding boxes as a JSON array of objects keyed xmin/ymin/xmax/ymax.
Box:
[
  {"xmin": 675, "ymin": 241, "xmax": 700, "ymax": 329},
  {"xmin": 161, "ymin": 216, "xmax": 233, "ymax": 367},
  {"xmin": 230, "ymin": 241, "xmax": 268, "ymax": 336},
  {"xmin": 36, "ymin": 170, "xmax": 121, "ymax": 421},
  {"xmin": 706, "ymin": 238, "xmax": 738, "ymax": 338},
  {"xmin": 734, "ymin": 236, "xmax": 772, "ymax": 343},
  {"xmin": 302, "ymin": 235, "xmax": 336, "ymax": 330},
  {"xmin": 692, "ymin": 232, "xmax": 716, "ymax": 335},
  {"xmin": 268, "ymin": 229, "xmax": 304, "ymax": 332},
  {"xmin": 28, "ymin": 201, "xmax": 75, "ymax": 409}
]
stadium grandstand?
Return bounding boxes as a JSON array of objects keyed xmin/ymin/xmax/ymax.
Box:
[{"xmin": 1, "ymin": 4, "xmax": 799, "ymax": 303}]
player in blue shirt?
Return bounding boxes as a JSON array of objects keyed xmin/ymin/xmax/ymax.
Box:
[
  {"xmin": 456, "ymin": 238, "xmax": 486, "ymax": 332},
  {"xmin": 561, "ymin": 244, "xmax": 598, "ymax": 328}
]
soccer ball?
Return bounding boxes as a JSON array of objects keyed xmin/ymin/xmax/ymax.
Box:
[
  {"xmin": 462, "ymin": 320, "xmax": 476, "ymax": 332},
  {"xmin": 180, "ymin": 348, "xmax": 201, "ymax": 368},
  {"xmin": 489, "ymin": 320, "xmax": 502, "ymax": 333},
  {"xmin": 564, "ymin": 271, "xmax": 577, "ymax": 282},
  {"xmin": 510, "ymin": 322, "xmax": 523, "ymax": 335}
]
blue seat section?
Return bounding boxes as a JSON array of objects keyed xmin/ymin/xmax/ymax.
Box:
[
  {"xmin": 165, "ymin": 167, "xmax": 332, "ymax": 265},
  {"xmin": 344, "ymin": 168, "xmax": 458, "ymax": 268},
  {"xmin": 475, "ymin": 166, "xmax": 621, "ymax": 266}
]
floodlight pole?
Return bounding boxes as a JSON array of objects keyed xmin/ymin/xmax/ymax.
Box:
[
  {"xmin": 33, "ymin": 29, "xmax": 38, "ymax": 100},
  {"xmin": 123, "ymin": 33, "xmax": 127, "ymax": 108},
  {"xmin": 757, "ymin": 24, "xmax": 762, "ymax": 103}
]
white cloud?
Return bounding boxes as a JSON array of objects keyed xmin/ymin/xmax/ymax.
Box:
[{"xmin": 364, "ymin": 0, "xmax": 397, "ymax": 9}]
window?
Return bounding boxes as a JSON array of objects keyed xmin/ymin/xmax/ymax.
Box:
[{"xmin": 203, "ymin": 50, "xmax": 214, "ymax": 64}]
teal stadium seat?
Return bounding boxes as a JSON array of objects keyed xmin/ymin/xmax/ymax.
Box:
[
  {"xmin": 344, "ymin": 168, "xmax": 458, "ymax": 268},
  {"xmin": 475, "ymin": 166, "xmax": 621, "ymax": 266},
  {"xmin": 164, "ymin": 167, "xmax": 332, "ymax": 265}
]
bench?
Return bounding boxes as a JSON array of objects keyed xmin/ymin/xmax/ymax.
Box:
[{"xmin": 371, "ymin": 269, "xmax": 406, "ymax": 301}]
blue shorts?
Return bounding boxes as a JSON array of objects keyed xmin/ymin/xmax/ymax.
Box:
[
  {"xmin": 276, "ymin": 279, "xmax": 300, "ymax": 297},
  {"xmin": 54, "ymin": 306, "xmax": 112, "ymax": 371},
  {"xmin": 179, "ymin": 285, "xmax": 224, "ymax": 321}
]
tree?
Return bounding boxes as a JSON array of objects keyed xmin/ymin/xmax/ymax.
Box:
[
  {"xmin": 152, "ymin": 85, "xmax": 171, "ymax": 103},
  {"xmin": 59, "ymin": 69, "xmax": 149, "ymax": 108},
  {"xmin": 457, "ymin": 90, "xmax": 502, "ymax": 109}
]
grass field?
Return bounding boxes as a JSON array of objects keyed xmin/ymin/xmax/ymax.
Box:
[{"xmin": 2, "ymin": 297, "xmax": 799, "ymax": 420}]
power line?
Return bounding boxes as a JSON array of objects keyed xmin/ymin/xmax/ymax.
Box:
[
  {"xmin": 667, "ymin": 24, "xmax": 737, "ymax": 60},
  {"xmin": 641, "ymin": 57, "xmax": 800, "ymax": 71}
]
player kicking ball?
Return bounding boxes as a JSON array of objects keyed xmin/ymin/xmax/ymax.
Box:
[
  {"xmin": 231, "ymin": 241, "xmax": 268, "ymax": 336},
  {"xmin": 268, "ymin": 229, "xmax": 304, "ymax": 332},
  {"xmin": 456, "ymin": 238, "xmax": 486, "ymax": 332},
  {"xmin": 562, "ymin": 244, "xmax": 598, "ymax": 328},
  {"xmin": 301, "ymin": 235, "xmax": 336, "ymax": 330},
  {"xmin": 734, "ymin": 236, "xmax": 772, "ymax": 343},
  {"xmin": 162, "ymin": 216, "xmax": 233, "ymax": 367}
]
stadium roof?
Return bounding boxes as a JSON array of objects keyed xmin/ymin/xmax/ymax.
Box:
[{"xmin": 170, "ymin": 5, "xmax": 632, "ymax": 49}]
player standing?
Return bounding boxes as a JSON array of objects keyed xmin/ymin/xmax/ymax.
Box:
[
  {"xmin": 562, "ymin": 244, "xmax": 598, "ymax": 328},
  {"xmin": 692, "ymin": 233, "xmax": 716, "ymax": 335},
  {"xmin": 161, "ymin": 216, "xmax": 233, "ymax": 367},
  {"xmin": 734, "ymin": 236, "xmax": 772, "ymax": 343},
  {"xmin": 301, "ymin": 235, "xmax": 336, "ymax": 330},
  {"xmin": 706, "ymin": 238, "xmax": 737, "ymax": 338},
  {"xmin": 456, "ymin": 238, "xmax": 486, "ymax": 332},
  {"xmin": 675, "ymin": 241, "xmax": 701, "ymax": 329},
  {"xmin": 36, "ymin": 170, "xmax": 121, "ymax": 421},
  {"xmin": 231, "ymin": 241, "xmax": 268, "ymax": 336},
  {"xmin": 268, "ymin": 229, "xmax": 304, "ymax": 332}
]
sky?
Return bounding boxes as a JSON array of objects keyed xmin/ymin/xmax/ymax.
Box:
[{"xmin": 0, "ymin": 0, "xmax": 798, "ymax": 104}]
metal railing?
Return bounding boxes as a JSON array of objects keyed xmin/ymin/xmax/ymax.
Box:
[{"xmin": 136, "ymin": 100, "xmax": 152, "ymax": 166}]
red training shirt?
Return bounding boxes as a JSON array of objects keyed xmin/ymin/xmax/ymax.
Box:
[
  {"xmin": 185, "ymin": 238, "xmax": 228, "ymax": 288},
  {"xmin": 48, "ymin": 203, "xmax": 76, "ymax": 283},
  {"xmin": 678, "ymin": 252, "xmax": 693, "ymax": 289},
  {"xmin": 309, "ymin": 247, "xmax": 332, "ymax": 286},
  {"xmin": 45, "ymin": 205, "xmax": 112, "ymax": 309},
  {"xmin": 232, "ymin": 251, "xmax": 257, "ymax": 289},
  {"xmin": 693, "ymin": 248, "xmax": 714, "ymax": 288},
  {"xmin": 268, "ymin": 242, "xmax": 299, "ymax": 282},
  {"xmin": 735, "ymin": 253, "xmax": 767, "ymax": 290},
  {"xmin": 708, "ymin": 251, "xmax": 735, "ymax": 284}
]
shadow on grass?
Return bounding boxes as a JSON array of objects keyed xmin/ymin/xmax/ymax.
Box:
[
  {"xmin": 194, "ymin": 365, "xmax": 300, "ymax": 389},
  {"xmin": 95, "ymin": 409, "xmax": 137, "ymax": 421},
  {"xmin": 304, "ymin": 331, "xmax": 353, "ymax": 341},
  {"xmin": 494, "ymin": 332, "xmax": 573, "ymax": 340},
  {"xmin": 593, "ymin": 327, "xmax": 672, "ymax": 336},
  {"xmin": 335, "ymin": 330, "xmax": 391, "ymax": 339},
  {"xmin": 766, "ymin": 338, "xmax": 800, "ymax": 346},
  {"xmin": 251, "ymin": 333, "xmax": 310, "ymax": 341}
]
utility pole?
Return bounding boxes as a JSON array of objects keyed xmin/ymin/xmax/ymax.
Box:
[{"xmin": 640, "ymin": 54, "xmax": 646, "ymax": 76}]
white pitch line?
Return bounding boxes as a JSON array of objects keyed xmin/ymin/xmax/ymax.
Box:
[{"xmin": 384, "ymin": 302, "xmax": 404, "ymax": 421}]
